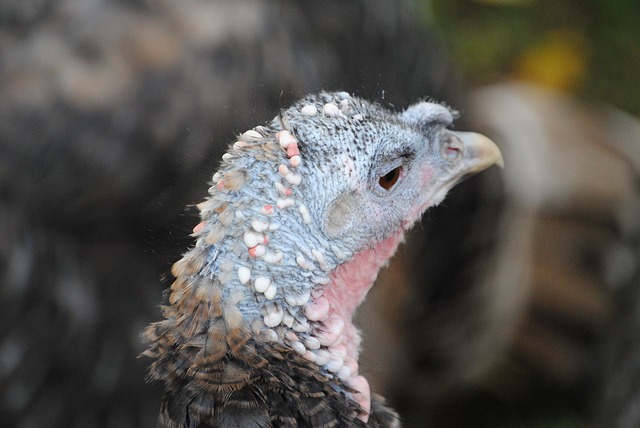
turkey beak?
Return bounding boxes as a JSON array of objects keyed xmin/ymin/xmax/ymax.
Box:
[{"xmin": 444, "ymin": 131, "xmax": 504, "ymax": 175}]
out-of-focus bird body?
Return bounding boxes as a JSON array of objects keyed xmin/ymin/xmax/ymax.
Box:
[{"xmin": 145, "ymin": 92, "xmax": 503, "ymax": 427}]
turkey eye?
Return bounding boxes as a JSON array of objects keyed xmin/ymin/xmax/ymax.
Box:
[{"xmin": 378, "ymin": 166, "xmax": 402, "ymax": 190}]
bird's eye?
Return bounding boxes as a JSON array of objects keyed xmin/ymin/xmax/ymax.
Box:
[{"xmin": 378, "ymin": 166, "xmax": 402, "ymax": 190}]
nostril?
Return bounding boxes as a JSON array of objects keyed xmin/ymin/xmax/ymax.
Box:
[{"xmin": 443, "ymin": 144, "xmax": 462, "ymax": 161}]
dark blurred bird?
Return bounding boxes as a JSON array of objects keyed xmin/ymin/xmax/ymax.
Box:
[{"xmin": 144, "ymin": 91, "xmax": 503, "ymax": 427}]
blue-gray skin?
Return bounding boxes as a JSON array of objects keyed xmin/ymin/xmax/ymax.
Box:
[{"xmin": 144, "ymin": 91, "xmax": 503, "ymax": 427}]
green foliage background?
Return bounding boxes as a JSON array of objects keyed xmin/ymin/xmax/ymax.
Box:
[{"xmin": 425, "ymin": 0, "xmax": 640, "ymax": 116}]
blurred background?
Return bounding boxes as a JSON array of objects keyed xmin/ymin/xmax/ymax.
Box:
[
  {"xmin": 1, "ymin": 0, "xmax": 638, "ymax": 427},
  {"xmin": 429, "ymin": 0, "xmax": 640, "ymax": 115}
]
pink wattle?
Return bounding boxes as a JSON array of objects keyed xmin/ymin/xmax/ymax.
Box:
[
  {"xmin": 320, "ymin": 231, "xmax": 405, "ymax": 420},
  {"xmin": 325, "ymin": 231, "xmax": 405, "ymax": 322}
]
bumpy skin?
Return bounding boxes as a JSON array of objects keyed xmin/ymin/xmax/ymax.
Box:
[
  {"xmin": 0, "ymin": 2, "xmax": 472, "ymax": 426},
  {"xmin": 1, "ymin": 2, "xmax": 478, "ymax": 426},
  {"xmin": 144, "ymin": 92, "xmax": 502, "ymax": 427}
]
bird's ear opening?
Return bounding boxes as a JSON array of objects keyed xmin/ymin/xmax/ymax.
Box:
[
  {"xmin": 324, "ymin": 191, "xmax": 362, "ymax": 239},
  {"xmin": 401, "ymin": 102, "xmax": 456, "ymax": 129}
]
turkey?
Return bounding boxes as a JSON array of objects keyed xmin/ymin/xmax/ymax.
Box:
[
  {"xmin": 144, "ymin": 91, "xmax": 503, "ymax": 427},
  {"xmin": 0, "ymin": 1, "xmax": 475, "ymax": 426}
]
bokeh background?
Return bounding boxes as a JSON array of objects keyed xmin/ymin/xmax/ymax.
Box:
[
  {"xmin": 360, "ymin": 1, "xmax": 640, "ymax": 427},
  {"xmin": 1, "ymin": 1, "xmax": 638, "ymax": 427},
  {"xmin": 429, "ymin": 0, "xmax": 640, "ymax": 116}
]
